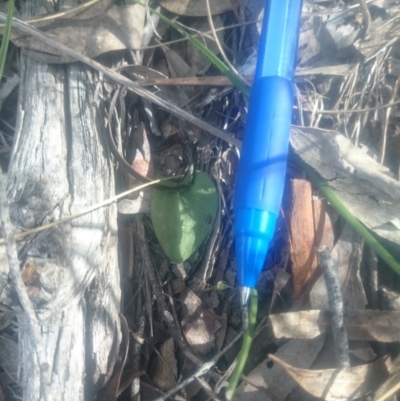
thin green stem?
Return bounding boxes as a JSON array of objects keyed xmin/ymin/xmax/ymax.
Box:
[
  {"xmin": 225, "ymin": 289, "xmax": 258, "ymax": 400},
  {"xmin": 0, "ymin": 0, "xmax": 14, "ymax": 80}
]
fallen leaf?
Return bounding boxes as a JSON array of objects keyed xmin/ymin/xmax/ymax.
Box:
[
  {"xmin": 12, "ymin": 5, "xmax": 145, "ymax": 63},
  {"xmin": 373, "ymin": 355, "xmax": 400, "ymax": 401},
  {"xmin": 291, "ymin": 126, "xmax": 400, "ymax": 245},
  {"xmin": 233, "ymin": 337, "xmax": 324, "ymax": 401},
  {"xmin": 323, "ymin": 9, "xmax": 360, "ymax": 50},
  {"xmin": 355, "ymin": 12, "xmax": 400, "ymax": 61},
  {"xmin": 270, "ymin": 310, "xmax": 400, "ymax": 342},
  {"xmin": 151, "ymin": 171, "xmax": 218, "ymax": 263},
  {"xmin": 152, "ymin": 338, "xmax": 177, "ymax": 392},
  {"xmin": 162, "ymin": 46, "xmax": 191, "ymax": 79},
  {"xmin": 180, "ymin": 289, "xmax": 221, "ymax": 355},
  {"xmin": 158, "ymin": 0, "xmax": 232, "ymax": 16},
  {"xmin": 380, "ymin": 286, "xmax": 400, "ymax": 311},
  {"xmin": 184, "ymin": 16, "xmax": 224, "ymax": 75},
  {"xmin": 269, "ymin": 353, "xmax": 389, "ymax": 401}
]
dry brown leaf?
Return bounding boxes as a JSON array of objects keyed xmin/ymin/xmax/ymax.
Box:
[
  {"xmin": 11, "ymin": 5, "xmax": 145, "ymax": 63},
  {"xmin": 162, "ymin": 46, "xmax": 191, "ymax": 79},
  {"xmin": 233, "ymin": 337, "xmax": 325, "ymax": 401},
  {"xmin": 158, "ymin": 0, "xmax": 232, "ymax": 16},
  {"xmin": 355, "ymin": 12, "xmax": 400, "ymax": 61},
  {"xmin": 289, "ymin": 179, "xmax": 334, "ymax": 298},
  {"xmin": 373, "ymin": 355, "xmax": 400, "ymax": 401},
  {"xmin": 151, "ymin": 338, "xmax": 177, "ymax": 392},
  {"xmin": 185, "ymin": 16, "xmax": 224, "ymax": 75},
  {"xmin": 181, "ymin": 289, "xmax": 221, "ymax": 355},
  {"xmin": 269, "ymin": 353, "xmax": 389, "ymax": 401},
  {"xmin": 270, "ymin": 310, "xmax": 400, "ymax": 342},
  {"xmin": 289, "ymin": 179, "xmax": 317, "ymax": 298},
  {"xmin": 291, "ymin": 127, "xmax": 400, "ymax": 245}
]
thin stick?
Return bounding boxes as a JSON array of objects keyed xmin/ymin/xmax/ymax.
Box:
[
  {"xmin": 318, "ymin": 248, "xmax": 350, "ymax": 368},
  {"xmin": 0, "ymin": 13, "xmax": 240, "ymax": 148},
  {"xmin": 380, "ymin": 77, "xmax": 400, "ymax": 164},
  {"xmin": 359, "ymin": 0, "xmax": 372, "ymax": 32},
  {"xmin": 0, "ymin": 173, "xmax": 51, "ymax": 400},
  {"xmin": 153, "ymin": 331, "xmax": 244, "ymax": 401},
  {"xmin": 314, "ymin": 98, "xmax": 400, "ymax": 115}
]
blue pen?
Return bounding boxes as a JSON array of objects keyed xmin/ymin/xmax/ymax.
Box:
[{"xmin": 234, "ymin": 0, "xmax": 303, "ymax": 305}]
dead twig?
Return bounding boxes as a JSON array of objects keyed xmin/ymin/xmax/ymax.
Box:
[
  {"xmin": 315, "ymin": 98, "xmax": 400, "ymax": 114},
  {"xmin": 318, "ymin": 248, "xmax": 350, "ymax": 368},
  {"xmin": 359, "ymin": 0, "xmax": 372, "ymax": 33},
  {"xmin": 380, "ymin": 77, "xmax": 400, "ymax": 164}
]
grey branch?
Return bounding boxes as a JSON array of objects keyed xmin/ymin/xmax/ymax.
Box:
[{"xmin": 318, "ymin": 247, "xmax": 350, "ymax": 368}]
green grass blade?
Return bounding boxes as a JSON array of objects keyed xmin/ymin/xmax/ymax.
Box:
[
  {"xmin": 225, "ymin": 289, "xmax": 258, "ymax": 400},
  {"xmin": 298, "ymin": 157, "xmax": 400, "ymax": 276},
  {"xmin": 132, "ymin": 0, "xmax": 250, "ymax": 97},
  {"xmin": 0, "ymin": 0, "xmax": 15, "ymax": 80}
]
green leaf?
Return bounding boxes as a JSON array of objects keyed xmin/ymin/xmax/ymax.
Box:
[{"xmin": 151, "ymin": 171, "xmax": 218, "ymax": 263}]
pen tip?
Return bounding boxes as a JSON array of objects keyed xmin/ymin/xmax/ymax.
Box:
[{"xmin": 240, "ymin": 286, "xmax": 251, "ymax": 306}]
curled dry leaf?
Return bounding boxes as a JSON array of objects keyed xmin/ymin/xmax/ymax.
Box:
[
  {"xmin": 151, "ymin": 338, "xmax": 178, "ymax": 392},
  {"xmin": 373, "ymin": 355, "xmax": 400, "ymax": 401},
  {"xmin": 233, "ymin": 338, "xmax": 324, "ymax": 401},
  {"xmin": 291, "ymin": 127, "xmax": 400, "ymax": 245},
  {"xmin": 158, "ymin": 0, "xmax": 232, "ymax": 17},
  {"xmin": 289, "ymin": 179, "xmax": 334, "ymax": 298},
  {"xmin": 270, "ymin": 310, "xmax": 400, "ymax": 343},
  {"xmin": 11, "ymin": 5, "xmax": 145, "ymax": 63},
  {"xmin": 269, "ymin": 353, "xmax": 389, "ymax": 401}
]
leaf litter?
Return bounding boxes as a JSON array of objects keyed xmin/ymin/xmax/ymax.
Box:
[{"xmin": 2, "ymin": 0, "xmax": 400, "ymax": 400}]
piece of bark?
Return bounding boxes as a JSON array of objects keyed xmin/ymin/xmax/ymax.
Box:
[
  {"xmin": 289, "ymin": 179, "xmax": 334, "ymax": 298},
  {"xmin": 289, "ymin": 179, "xmax": 318, "ymax": 298},
  {"xmin": 0, "ymin": 1, "xmax": 122, "ymax": 399}
]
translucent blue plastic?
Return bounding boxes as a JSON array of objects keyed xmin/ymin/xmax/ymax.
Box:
[{"xmin": 234, "ymin": 0, "xmax": 303, "ymax": 289}]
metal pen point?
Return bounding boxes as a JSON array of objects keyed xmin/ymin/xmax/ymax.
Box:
[
  {"xmin": 234, "ymin": 0, "xmax": 303, "ymax": 300},
  {"xmin": 240, "ymin": 286, "xmax": 251, "ymax": 306}
]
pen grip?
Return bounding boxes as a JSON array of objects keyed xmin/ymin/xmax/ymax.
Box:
[{"xmin": 235, "ymin": 76, "xmax": 293, "ymax": 214}]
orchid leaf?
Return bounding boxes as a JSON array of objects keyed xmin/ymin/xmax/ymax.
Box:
[{"xmin": 151, "ymin": 171, "xmax": 218, "ymax": 263}]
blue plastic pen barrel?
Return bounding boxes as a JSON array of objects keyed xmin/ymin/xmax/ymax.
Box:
[{"xmin": 234, "ymin": 0, "xmax": 303, "ymax": 290}]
